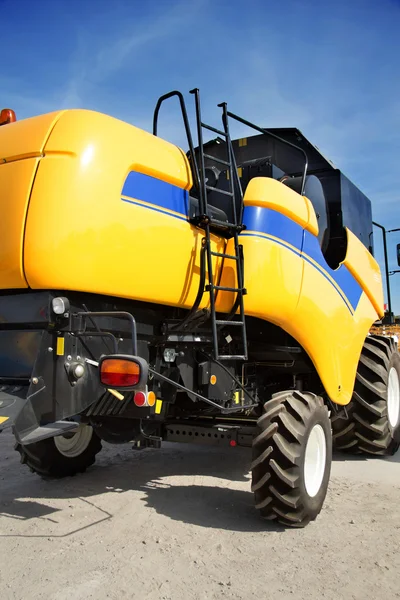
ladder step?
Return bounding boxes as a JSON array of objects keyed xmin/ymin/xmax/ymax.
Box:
[
  {"xmin": 201, "ymin": 122, "xmax": 227, "ymax": 137},
  {"xmin": 210, "ymin": 251, "xmax": 238, "ymax": 260},
  {"xmin": 205, "ymin": 185, "xmax": 234, "ymax": 197},
  {"xmin": 215, "ymin": 320, "xmax": 244, "ymax": 326},
  {"xmin": 203, "ymin": 153, "xmax": 231, "ymax": 167},
  {"xmin": 208, "ymin": 218, "xmax": 243, "ymax": 231},
  {"xmin": 211, "ymin": 285, "xmax": 246, "ymax": 293},
  {"xmin": 217, "ymin": 355, "xmax": 247, "ymax": 361}
]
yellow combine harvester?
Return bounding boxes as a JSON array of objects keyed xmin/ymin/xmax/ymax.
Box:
[{"xmin": 0, "ymin": 90, "xmax": 399, "ymax": 527}]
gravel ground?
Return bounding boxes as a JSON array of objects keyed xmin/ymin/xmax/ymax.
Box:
[{"xmin": 0, "ymin": 430, "xmax": 399, "ymax": 600}]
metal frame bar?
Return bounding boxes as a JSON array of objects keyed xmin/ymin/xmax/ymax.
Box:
[
  {"xmin": 76, "ymin": 311, "xmax": 138, "ymax": 355},
  {"xmin": 372, "ymin": 222, "xmax": 393, "ymax": 323},
  {"xmin": 224, "ymin": 110, "xmax": 309, "ymax": 196},
  {"xmin": 152, "ymin": 90, "xmax": 200, "ymax": 193}
]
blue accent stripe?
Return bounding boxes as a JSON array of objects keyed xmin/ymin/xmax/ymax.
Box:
[
  {"xmin": 241, "ymin": 231, "xmax": 356, "ymax": 313},
  {"xmin": 243, "ymin": 206, "xmax": 304, "ymax": 253},
  {"xmin": 302, "ymin": 231, "xmax": 363, "ymax": 311},
  {"xmin": 121, "ymin": 197, "xmax": 188, "ymax": 221},
  {"xmin": 122, "ymin": 171, "xmax": 189, "ymax": 217},
  {"xmin": 242, "ymin": 205, "xmax": 363, "ymax": 313}
]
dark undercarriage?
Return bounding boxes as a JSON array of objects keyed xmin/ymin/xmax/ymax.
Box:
[{"xmin": 0, "ymin": 289, "xmax": 324, "ymax": 448}]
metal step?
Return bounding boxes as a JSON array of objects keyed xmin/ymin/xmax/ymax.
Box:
[
  {"xmin": 208, "ymin": 218, "xmax": 243, "ymax": 231},
  {"xmin": 211, "ymin": 285, "xmax": 245, "ymax": 293},
  {"xmin": 201, "ymin": 122, "xmax": 227, "ymax": 137},
  {"xmin": 215, "ymin": 320, "xmax": 244, "ymax": 326},
  {"xmin": 18, "ymin": 421, "xmax": 80, "ymax": 445},
  {"xmin": 210, "ymin": 251, "xmax": 238, "ymax": 260},
  {"xmin": 203, "ymin": 153, "xmax": 230, "ymax": 166},
  {"xmin": 217, "ymin": 355, "xmax": 247, "ymax": 360},
  {"xmin": 205, "ymin": 185, "xmax": 234, "ymax": 197}
]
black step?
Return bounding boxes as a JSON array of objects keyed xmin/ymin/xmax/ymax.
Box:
[
  {"xmin": 210, "ymin": 251, "xmax": 238, "ymax": 260},
  {"xmin": 203, "ymin": 153, "xmax": 230, "ymax": 167},
  {"xmin": 201, "ymin": 122, "xmax": 227, "ymax": 137},
  {"xmin": 211, "ymin": 285, "xmax": 246, "ymax": 293},
  {"xmin": 205, "ymin": 185, "xmax": 234, "ymax": 197},
  {"xmin": 18, "ymin": 421, "xmax": 80, "ymax": 445},
  {"xmin": 208, "ymin": 218, "xmax": 242, "ymax": 230}
]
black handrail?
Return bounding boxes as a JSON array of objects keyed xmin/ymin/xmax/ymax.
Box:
[
  {"xmin": 153, "ymin": 90, "xmax": 200, "ymax": 192},
  {"xmin": 373, "ymin": 221, "xmax": 393, "ymax": 323},
  {"xmin": 224, "ymin": 110, "xmax": 309, "ymax": 196}
]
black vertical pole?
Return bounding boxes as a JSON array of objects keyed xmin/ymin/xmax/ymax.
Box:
[{"xmin": 373, "ymin": 221, "xmax": 393, "ymax": 324}]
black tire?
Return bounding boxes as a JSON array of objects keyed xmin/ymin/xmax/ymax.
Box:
[
  {"xmin": 15, "ymin": 424, "xmax": 102, "ymax": 478},
  {"xmin": 332, "ymin": 335, "xmax": 400, "ymax": 456},
  {"xmin": 251, "ymin": 390, "xmax": 332, "ymax": 528}
]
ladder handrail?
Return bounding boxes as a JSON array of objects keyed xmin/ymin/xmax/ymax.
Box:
[
  {"xmin": 224, "ymin": 110, "xmax": 309, "ymax": 196},
  {"xmin": 153, "ymin": 90, "xmax": 200, "ymax": 192},
  {"xmin": 219, "ymin": 102, "xmax": 244, "ymax": 224}
]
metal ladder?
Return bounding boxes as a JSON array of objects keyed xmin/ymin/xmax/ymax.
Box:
[{"xmin": 190, "ymin": 88, "xmax": 248, "ymax": 361}]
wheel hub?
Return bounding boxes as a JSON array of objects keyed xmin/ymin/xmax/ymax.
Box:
[
  {"xmin": 304, "ymin": 424, "xmax": 326, "ymax": 498},
  {"xmin": 388, "ymin": 367, "xmax": 400, "ymax": 428},
  {"xmin": 54, "ymin": 424, "xmax": 93, "ymax": 458}
]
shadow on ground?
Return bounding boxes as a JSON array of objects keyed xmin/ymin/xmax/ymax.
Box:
[
  {"xmin": 0, "ymin": 435, "xmax": 398, "ymax": 536},
  {"xmin": 0, "ymin": 440, "xmax": 287, "ymax": 533}
]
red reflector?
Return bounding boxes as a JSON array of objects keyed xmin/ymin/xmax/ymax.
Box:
[
  {"xmin": 229, "ymin": 440, "xmax": 237, "ymax": 447},
  {"xmin": 0, "ymin": 108, "xmax": 16, "ymax": 126},
  {"xmin": 134, "ymin": 391, "xmax": 147, "ymax": 407},
  {"xmin": 100, "ymin": 358, "xmax": 140, "ymax": 388}
]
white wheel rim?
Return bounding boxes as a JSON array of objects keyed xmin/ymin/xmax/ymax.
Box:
[
  {"xmin": 54, "ymin": 424, "xmax": 93, "ymax": 458},
  {"xmin": 304, "ymin": 424, "xmax": 326, "ymax": 498},
  {"xmin": 388, "ymin": 367, "xmax": 400, "ymax": 428}
]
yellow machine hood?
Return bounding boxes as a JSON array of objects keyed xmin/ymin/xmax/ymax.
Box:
[{"xmin": 0, "ymin": 111, "xmax": 64, "ymax": 288}]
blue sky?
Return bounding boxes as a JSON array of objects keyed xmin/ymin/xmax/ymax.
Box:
[{"xmin": 2, "ymin": 0, "xmax": 400, "ymax": 312}]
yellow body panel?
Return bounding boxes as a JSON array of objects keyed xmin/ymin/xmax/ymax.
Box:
[
  {"xmin": 343, "ymin": 228, "xmax": 384, "ymax": 318},
  {"xmin": 0, "ymin": 159, "xmax": 39, "ymax": 288},
  {"xmin": 292, "ymin": 268, "xmax": 377, "ymax": 405},
  {"xmin": 243, "ymin": 177, "xmax": 319, "ymax": 236},
  {"xmin": 0, "ymin": 109, "xmax": 384, "ymax": 406},
  {"xmin": 218, "ymin": 179, "xmax": 382, "ymax": 404},
  {"xmin": 0, "ymin": 111, "xmax": 64, "ymax": 289},
  {"xmin": 0, "ymin": 111, "xmax": 63, "ymax": 163},
  {"xmin": 23, "ymin": 109, "xmax": 225, "ymax": 308}
]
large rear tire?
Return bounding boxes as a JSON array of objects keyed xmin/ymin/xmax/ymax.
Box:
[
  {"xmin": 332, "ymin": 335, "xmax": 400, "ymax": 456},
  {"xmin": 15, "ymin": 424, "xmax": 102, "ymax": 478},
  {"xmin": 251, "ymin": 390, "xmax": 332, "ymax": 528}
]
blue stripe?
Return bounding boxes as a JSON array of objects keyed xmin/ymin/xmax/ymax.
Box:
[
  {"xmin": 243, "ymin": 206, "xmax": 304, "ymax": 252},
  {"xmin": 242, "ymin": 205, "xmax": 363, "ymax": 312},
  {"xmin": 121, "ymin": 197, "xmax": 188, "ymax": 221},
  {"xmin": 302, "ymin": 231, "xmax": 362, "ymax": 311},
  {"xmin": 122, "ymin": 171, "xmax": 189, "ymax": 217}
]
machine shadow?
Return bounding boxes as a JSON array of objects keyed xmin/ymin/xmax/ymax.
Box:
[
  {"xmin": 3, "ymin": 439, "xmax": 396, "ymax": 535},
  {"xmin": 0, "ymin": 440, "xmax": 287, "ymax": 533}
]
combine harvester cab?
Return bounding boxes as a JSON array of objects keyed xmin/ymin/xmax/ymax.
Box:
[{"xmin": 0, "ymin": 91, "xmax": 399, "ymax": 525}]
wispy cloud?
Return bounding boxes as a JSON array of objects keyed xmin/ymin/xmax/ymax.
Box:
[{"xmin": 61, "ymin": 0, "xmax": 207, "ymax": 109}]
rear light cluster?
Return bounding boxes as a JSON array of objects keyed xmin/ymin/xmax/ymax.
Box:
[
  {"xmin": 134, "ymin": 390, "xmax": 156, "ymax": 407},
  {"xmin": 99, "ymin": 354, "xmax": 154, "ymax": 409},
  {"xmin": 101, "ymin": 358, "xmax": 141, "ymax": 388}
]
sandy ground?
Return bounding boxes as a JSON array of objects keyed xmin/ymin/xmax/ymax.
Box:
[{"xmin": 0, "ymin": 430, "xmax": 399, "ymax": 600}]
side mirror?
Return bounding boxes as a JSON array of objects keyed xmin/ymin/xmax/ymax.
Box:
[
  {"xmin": 99, "ymin": 354, "xmax": 148, "ymax": 391},
  {"xmin": 397, "ymin": 243, "xmax": 400, "ymax": 267}
]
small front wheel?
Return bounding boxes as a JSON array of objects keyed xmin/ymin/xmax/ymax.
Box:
[
  {"xmin": 251, "ymin": 390, "xmax": 332, "ymax": 528},
  {"xmin": 15, "ymin": 424, "xmax": 102, "ymax": 478}
]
